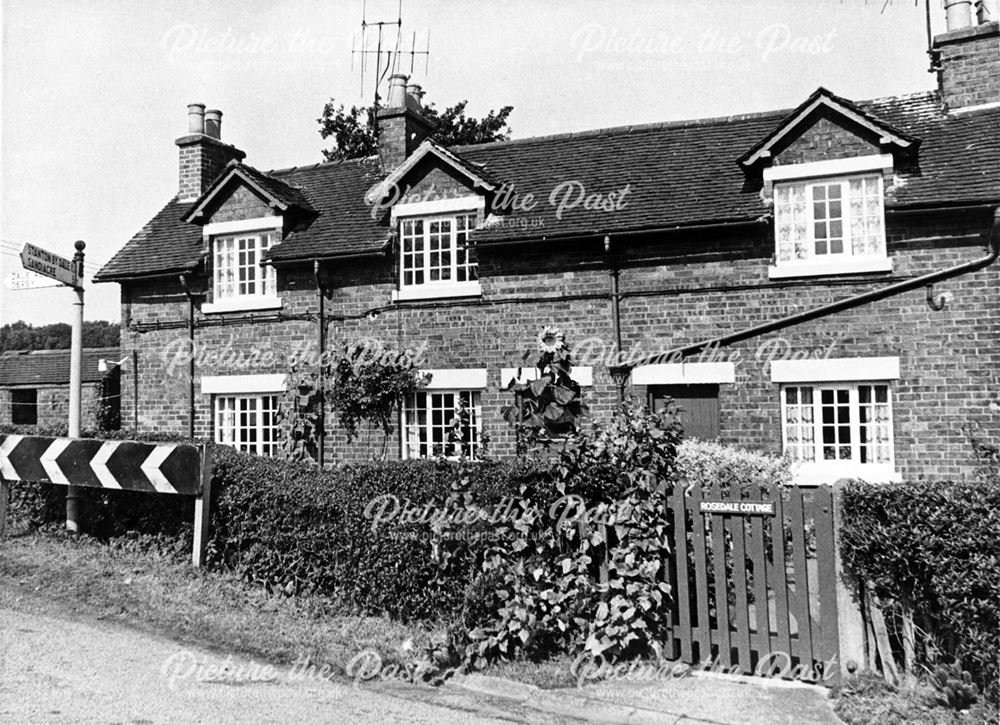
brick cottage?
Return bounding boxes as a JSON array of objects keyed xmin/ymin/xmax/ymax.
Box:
[{"xmin": 95, "ymin": 10, "xmax": 1000, "ymax": 484}]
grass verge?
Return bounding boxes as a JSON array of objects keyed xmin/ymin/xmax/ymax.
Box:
[
  {"xmin": 0, "ymin": 527, "xmax": 579, "ymax": 689},
  {"xmin": 0, "ymin": 528, "xmax": 443, "ymax": 679},
  {"xmin": 833, "ymin": 672, "xmax": 999, "ymax": 725}
]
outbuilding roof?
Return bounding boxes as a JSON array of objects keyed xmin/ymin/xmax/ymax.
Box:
[{"xmin": 0, "ymin": 347, "xmax": 121, "ymax": 387}]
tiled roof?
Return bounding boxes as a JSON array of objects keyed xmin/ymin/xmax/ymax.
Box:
[
  {"xmin": 182, "ymin": 161, "xmax": 316, "ymax": 223},
  {"xmin": 95, "ymin": 88, "xmax": 1000, "ymax": 279},
  {"xmin": 0, "ymin": 347, "xmax": 120, "ymax": 387},
  {"xmin": 463, "ymin": 91, "xmax": 1000, "ymax": 243}
]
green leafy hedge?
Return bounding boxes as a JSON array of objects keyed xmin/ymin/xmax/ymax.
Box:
[
  {"xmin": 676, "ymin": 439, "xmax": 792, "ymax": 492},
  {"xmin": 209, "ymin": 449, "xmax": 556, "ymax": 620},
  {"xmin": 840, "ymin": 480, "xmax": 1000, "ymax": 701}
]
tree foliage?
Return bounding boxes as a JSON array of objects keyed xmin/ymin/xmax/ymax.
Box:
[
  {"xmin": 0, "ymin": 320, "xmax": 120, "ymax": 352},
  {"xmin": 318, "ymin": 97, "xmax": 514, "ymax": 162}
]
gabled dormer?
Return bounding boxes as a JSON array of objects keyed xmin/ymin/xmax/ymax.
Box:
[
  {"xmin": 740, "ymin": 88, "xmax": 921, "ymax": 280},
  {"xmin": 366, "ymin": 136, "xmax": 502, "ymax": 302},
  {"xmin": 183, "ymin": 160, "xmax": 316, "ymax": 314}
]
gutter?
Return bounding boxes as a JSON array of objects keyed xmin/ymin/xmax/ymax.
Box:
[
  {"xmin": 475, "ymin": 217, "xmax": 769, "ymax": 249},
  {"xmin": 627, "ymin": 207, "xmax": 1000, "ymax": 369}
]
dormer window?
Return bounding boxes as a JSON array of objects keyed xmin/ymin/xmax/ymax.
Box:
[
  {"xmin": 214, "ymin": 231, "xmax": 276, "ymax": 299},
  {"xmin": 390, "ymin": 198, "xmax": 485, "ymax": 302},
  {"xmin": 201, "ymin": 216, "xmax": 284, "ymax": 314},
  {"xmin": 774, "ymin": 174, "xmax": 886, "ymax": 265},
  {"xmin": 400, "ymin": 214, "xmax": 478, "ymax": 287},
  {"xmin": 765, "ymin": 155, "xmax": 894, "ymax": 279}
]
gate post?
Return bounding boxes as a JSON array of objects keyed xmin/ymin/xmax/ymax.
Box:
[{"xmin": 832, "ymin": 479, "xmax": 866, "ymax": 677}]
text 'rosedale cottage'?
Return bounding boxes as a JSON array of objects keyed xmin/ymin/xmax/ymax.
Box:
[{"xmin": 95, "ymin": 8, "xmax": 1000, "ymax": 484}]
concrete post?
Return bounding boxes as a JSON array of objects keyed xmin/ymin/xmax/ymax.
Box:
[
  {"xmin": 66, "ymin": 240, "xmax": 85, "ymax": 533},
  {"xmin": 832, "ymin": 478, "xmax": 866, "ymax": 677}
]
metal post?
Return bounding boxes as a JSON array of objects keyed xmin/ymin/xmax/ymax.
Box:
[{"xmin": 66, "ymin": 240, "xmax": 85, "ymax": 533}]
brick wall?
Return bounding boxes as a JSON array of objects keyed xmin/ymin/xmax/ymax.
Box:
[
  {"xmin": 176, "ymin": 135, "xmax": 246, "ymax": 202},
  {"xmin": 772, "ymin": 114, "xmax": 880, "ymax": 165},
  {"xmin": 0, "ymin": 383, "xmax": 104, "ymax": 430},
  {"xmin": 117, "ymin": 207, "xmax": 1000, "ymax": 481}
]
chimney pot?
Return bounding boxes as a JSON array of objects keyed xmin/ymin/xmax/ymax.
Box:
[
  {"xmin": 386, "ymin": 74, "xmax": 408, "ymax": 109},
  {"xmin": 204, "ymin": 109, "xmax": 223, "ymax": 139},
  {"xmin": 187, "ymin": 103, "xmax": 206, "ymax": 135},
  {"xmin": 977, "ymin": 0, "xmax": 1000, "ymax": 22},
  {"xmin": 406, "ymin": 83, "xmax": 424, "ymax": 108},
  {"xmin": 945, "ymin": 0, "xmax": 974, "ymax": 30}
]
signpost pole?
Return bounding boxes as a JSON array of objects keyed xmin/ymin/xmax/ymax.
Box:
[
  {"xmin": 66, "ymin": 241, "xmax": 86, "ymax": 533},
  {"xmin": 192, "ymin": 443, "xmax": 213, "ymax": 567}
]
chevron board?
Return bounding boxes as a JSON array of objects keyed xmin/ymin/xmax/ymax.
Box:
[{"xmin": 0, "ymin": 435, "xmax": 203, "ymax": 496}]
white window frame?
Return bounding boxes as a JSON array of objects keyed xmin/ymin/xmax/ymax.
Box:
[
  {"xmin": 768, "ymin": 156, "xmax": 893, "ymax": 279},
  {"xmin": 214, "ymin": 393, "xmax": 281, "ymax": 457},
  {"xmin": 401, "ymin": 389, "xmax": 483, "ymax": 460},
  {"xmin": 202, "ymin": 217, "xmax": 283, "ymax": 314},
  {"xmin": 392, "ymin": 208, "xmax": 483, "ymax": 302},
  {"xmin": 780, "ymin": 382, "xmax": 899, "ymax": 485}
]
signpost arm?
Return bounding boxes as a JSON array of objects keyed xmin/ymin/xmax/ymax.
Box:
[
  {"xmin": 66, "ymin": 240, "xmax": 85, "ymax": 533},
  {"xmin": 192, "ymin": 443, "xmax": 213, "ymax": 567}
]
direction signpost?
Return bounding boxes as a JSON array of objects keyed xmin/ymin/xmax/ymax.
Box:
[
  {"xmin": 9, "ymin": 240, "xmax": 87, "ymax": 532},
  {"xmin": 19, "ymin": 243, "xmax": 79, "ymax": 287},
  {"xmin": 4, "ymin": 270, "xmax": 64, "ymax": 290}
]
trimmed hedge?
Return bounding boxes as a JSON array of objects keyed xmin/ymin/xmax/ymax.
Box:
[
  {"xmin": 208, "ymin": 448, "xmax": 557, "ymax": 621},
  {"xmin": 841, "ymin": 480, "xmax": 1000, "ymax": 701},
  {"xmin": 676, "ymin": 439, "xmax": 792, "ymax": 492}
]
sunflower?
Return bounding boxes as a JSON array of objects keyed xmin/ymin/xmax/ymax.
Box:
[{"xmin": 537, "ymin": 326, "xmax": 566, "ymax": 354}]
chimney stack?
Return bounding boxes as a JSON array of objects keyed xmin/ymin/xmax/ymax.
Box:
[
  {"xmin": 175, "ymin": 103, "xmax": 245, "ymax": 202},
  {"xmin": 933, "ymin": 3, "xmax": 1000, "ymax": 111},
  {"xmin": 376, "ymin": 75, "xmax": 437, "ymax": 171}
]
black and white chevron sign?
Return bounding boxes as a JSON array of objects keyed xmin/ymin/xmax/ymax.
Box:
[{"xmin": 0, "ymin": 435, "xmax": 203, "ymax": 495}]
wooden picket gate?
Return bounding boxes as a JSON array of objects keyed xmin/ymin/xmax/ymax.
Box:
[{"xmin": 664, "ymin": 484, "xmax": 841, "ymax": 685}]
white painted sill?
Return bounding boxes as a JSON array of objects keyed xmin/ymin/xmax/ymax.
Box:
[
  {"xmin": 202, "ymin": 296, "xmax": 283, "ymax": 314},
  {"xmin": 391, "ymin": 282, "xmax": 482, "ymax": 302},
  {"xmin": 791, "ymin": 462, "xmax": 902, "ymax": 486},
  {"xmin": 768, "ymin": 256, "xmax": 893, "ymax": 279}
]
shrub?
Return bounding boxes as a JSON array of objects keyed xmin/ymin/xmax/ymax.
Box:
[
  {"xmin": 840, "ymin": 479, "xmax": 1000, "ymax": 701},
  {"xmin": 675, "ymin": 439, "xmax": 792, "ymax": 493},
  {"xmin": 465, "ymin": 399, "xmax": 682, "ymax": 664}
]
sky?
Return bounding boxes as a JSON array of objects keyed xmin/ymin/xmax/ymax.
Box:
[{"xmin": 1, "ymin": 0, "xmax": 947, "ymax": 327}]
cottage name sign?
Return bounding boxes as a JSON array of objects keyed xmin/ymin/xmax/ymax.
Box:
[{"xmin": 699, "ymin": 500, "xmax": 776, "ymax": 516}]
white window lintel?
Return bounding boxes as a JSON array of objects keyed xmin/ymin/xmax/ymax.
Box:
[
  {"xmin": 201, "ymin": 374, "xmax": 287, "ymax": 395},
  {"xmin": 391, "ymin": 196, "xmax": 484, "ymax": 221},
  {"xmin": 203, "ymin": 216, "xmax": 283, "ymax": 237},
  {"xmin": 419, "ymin": 368, "xmax": 488, "ymax": 390},
  {"xmin": 764, "ymin": 154, "xmax": 894, "ymax": 183},
  {"xmin": 500, "ymin": 366, "xmax": 594, "ymax": 388},
  {"xmin": 771, "ymin": 356, "xmax": 900, "ymax": 383},
  {"xmin": 631, "ymin": 362, "xmax": 736, "ymax": 386}
]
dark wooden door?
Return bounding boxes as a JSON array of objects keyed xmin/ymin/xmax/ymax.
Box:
[{"xmin": 649, "ymin": 384, "xmax": 720, "ymax": 440}]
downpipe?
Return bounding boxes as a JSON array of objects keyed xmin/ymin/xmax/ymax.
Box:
[{"xmin": 179, "ymin": 274, "xmax": 197, "ymax": 438}]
